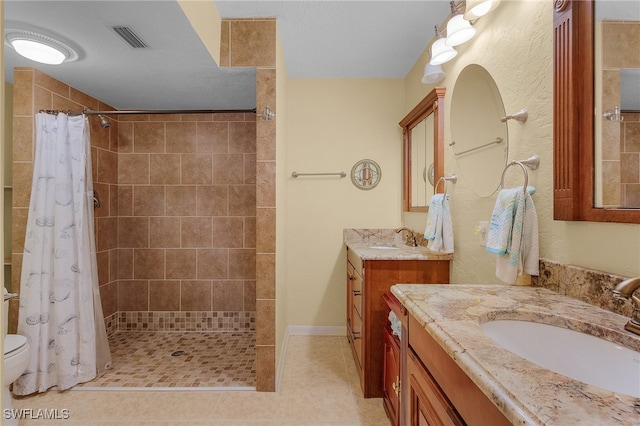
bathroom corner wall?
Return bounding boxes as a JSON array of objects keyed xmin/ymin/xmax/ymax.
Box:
[
  {"xmin": 221, "ymin": 18, "xmax": 277, "ymax": 392},
  {"xmin": 10, "ymin": 68, "xmax": 119, "ymax": 334}
]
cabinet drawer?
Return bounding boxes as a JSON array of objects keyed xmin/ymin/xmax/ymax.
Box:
[
  {"xmin": 347, "ymin": 248, "xmax": 363, "ymax": 274},
  {"xmin": 351, "ymin": 271, "xmax": 363, "ymax": 317},
  {"xmin": 350, "ymin": 311, "xmax": 363, "ymax": 368},
  {"xmin": 407, "ymin": 348, "xmax": 464, "ymax": 426}
]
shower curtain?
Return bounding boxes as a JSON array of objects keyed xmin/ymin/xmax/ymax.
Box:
[{"xmin": 13, "ymin": 112, "xmax": 111, "ymax": 395}]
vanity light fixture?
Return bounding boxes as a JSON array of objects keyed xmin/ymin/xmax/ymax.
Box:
[
  {"xmin": 422, "ymin": 62, "xmax": 446, "ymax": 84},
  {"xmin": 5, "ymin": 28, "xmax": 79, "ymax": 65},
  {"xmin": 445, "ymin": 1, "xmax": 476, "ymax": 47},
  {"xmin": 463, "ymin": 0, "xmax": 502, "ymax": 20},
  {"xmin": 429, "ymin": 26, "xmax": 457, "ymax": 66}
]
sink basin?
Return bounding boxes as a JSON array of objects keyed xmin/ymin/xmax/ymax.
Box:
[
  {"xmin": 368, "ymin": 245, "xmax": 399, "ymax": 250},
  {"xmin": 481, "ymin": 319, "xmax": 640, "ymax": 397}
]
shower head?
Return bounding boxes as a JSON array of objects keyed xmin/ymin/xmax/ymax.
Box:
[{"xmin": 98, "ymin": 114, "xmax": 111, "ymax": 128}]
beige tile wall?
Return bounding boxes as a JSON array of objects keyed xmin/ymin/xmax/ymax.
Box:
[
  {"xmin": 221, "ymin": 18, "xmax": 277, "ymax": 392},
  {"xmin": 113, "ymin": 112, "xmax": 257, "ymax": 316},
  {"xmin": 601, "ymin": 21, "xmax": 640, "ymax": 207}
]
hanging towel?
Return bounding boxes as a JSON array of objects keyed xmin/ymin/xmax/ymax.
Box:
[
  {"xmin": 424, "ymin": 193, "xmax": 454, "ymax": 253},
  {"xmin": 486, "ymin": 186, "xmax": 539, "ymax": 284}
]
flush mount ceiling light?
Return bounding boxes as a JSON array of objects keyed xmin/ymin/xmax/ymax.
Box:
[
  {"xmin": 5, "ymin": 28, "xmax": 79, "ymax": 65},
  {"xmin": 445, "ymin": 1, "xmax": 476, "ymax": 46},
  {"xmin": 430, "ymin": 26, "xmax": 457, "ymax": 66},
  {"xmin": 464, "ymin": 0, "xmax": 502, "ymax": 20}
]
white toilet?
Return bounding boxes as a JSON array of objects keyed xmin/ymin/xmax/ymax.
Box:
[{"xmin": 3, "ymin": 288, "xmax": 30, "ymax": 426}]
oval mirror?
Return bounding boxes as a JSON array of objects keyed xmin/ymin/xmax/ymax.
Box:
[{"xmin": 451, "ymin": 64, "xmax": 509, "ymax": 197}]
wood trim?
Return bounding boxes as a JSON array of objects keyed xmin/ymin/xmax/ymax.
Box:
[
  {"xmin": 399, "ymin": 87, "xmax": 446, "ymax": 212},
  {"xmin": 553, "ymin": 0, "xmax": 640, "ymax": 223}
]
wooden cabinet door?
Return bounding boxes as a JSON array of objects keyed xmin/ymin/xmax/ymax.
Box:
[
  {"xmin": 383, "ymin": 327, "xmax": 401, "ymax": 426},
  {"xmin": 407, "ymin": 349, "xmax": 465, "ymax": 426}
]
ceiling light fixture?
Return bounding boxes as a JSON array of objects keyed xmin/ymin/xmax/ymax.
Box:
[
  {"xmin": 445, "ymin": 1, "xmax": 476, "ymax": 46},
  {"xmin": 429, "ymin": 26, "xmax": 457, "ymax": 66},
  {"xmin": 5, "ymin": 28, "xmax": 79, "ymax": 65},
  {"xmin": 463, "ymin": 0, "xmax": 502, "ymax": 20}
]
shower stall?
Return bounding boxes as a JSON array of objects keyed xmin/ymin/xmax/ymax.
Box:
[{"xmin": 10, "ymin": 68, "xmax": 260, "ymax": 390}]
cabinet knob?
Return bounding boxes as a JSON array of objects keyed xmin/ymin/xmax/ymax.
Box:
[{"xmin": 352, "ymin": 290, "xmax": 362, "ymax": 296}]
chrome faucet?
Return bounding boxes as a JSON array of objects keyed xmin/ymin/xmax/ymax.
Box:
[
  {"xmin": 613, "ymin": 277, "xmax": 640, "ymax": 335},
  {"xmin": 394, "ymin": 227, "xmax": 418, "ymax": 247}
]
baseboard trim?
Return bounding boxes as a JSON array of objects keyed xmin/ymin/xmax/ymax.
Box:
[{"xmin": 276, "ymin": 325, "xmax": 347, "ymax": 391}]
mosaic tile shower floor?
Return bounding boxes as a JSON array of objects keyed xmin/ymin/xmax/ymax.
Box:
[{"xmin": 77, "ymin": 331, "xmax": 256, "ymax": 389}]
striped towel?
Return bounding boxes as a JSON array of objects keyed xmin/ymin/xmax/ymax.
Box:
[{"xmin": 486, "ymin": 186, "xmax": 539, "ymax": 284}]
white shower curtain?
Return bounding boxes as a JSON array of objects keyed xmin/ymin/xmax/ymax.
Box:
[{"xmin": 14, "ymin": 112, "xmax": 111, "ymax": 395}]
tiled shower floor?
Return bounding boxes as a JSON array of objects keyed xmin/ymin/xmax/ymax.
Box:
[{"xmin": 77, "ymin": 331, "xmax": 256, "ymax": 389}]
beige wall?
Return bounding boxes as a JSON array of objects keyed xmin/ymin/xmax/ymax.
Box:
[{"xmin": 284, "ymin": 78, "xmax": 404, "ymax": 326}]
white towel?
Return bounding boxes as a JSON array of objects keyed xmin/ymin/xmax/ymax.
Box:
[
  {"xmin": 424, "ymin": 193, "xmax": 454, "ymax": 253},
  {"xmin": 486, "ymin": 186, "xmax": 539, "ymax": 284}
]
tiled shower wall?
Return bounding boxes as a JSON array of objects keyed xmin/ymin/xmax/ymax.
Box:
[
  {"xmin": 111, "ymin": 112, "xmax": 257, "ymax": 332},
  {"xmin": 600, "ymin": 21, "xmax": 640, "ymax": 207}
]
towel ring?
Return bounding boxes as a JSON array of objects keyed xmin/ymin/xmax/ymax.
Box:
[
  {"xmin": 500, "ymin": 155, "xmax": 540, "ymax": 194},
  {"xmin": 435, "ymin": 174, "xmax": 458, "ymax": 202}
]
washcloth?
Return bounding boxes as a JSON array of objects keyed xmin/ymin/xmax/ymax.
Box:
[
  {"xmin": 424, "ymin": 193, "xmax": 454, "ymax": 253},
  {"xmin": 388, "ymin": 311, "xmax": 402, "ymax": 338},
  {"xmin": 486, "ymin": 186, "xmax": 539, "ymax": 284}
]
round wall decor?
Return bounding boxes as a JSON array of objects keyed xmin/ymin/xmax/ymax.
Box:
[{"xmin": 351, "ymin": 159, "xmax": 382, "ymax": 190}]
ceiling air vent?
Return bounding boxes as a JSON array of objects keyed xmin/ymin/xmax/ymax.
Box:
[{"xmin": 111, "ymin": 26, "xmax": 149, "ymax": 49}]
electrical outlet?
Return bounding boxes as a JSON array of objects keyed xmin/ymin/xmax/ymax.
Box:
[{"xmin": 475, "ymin": 221, "xmax": 489, "ymax": 246}]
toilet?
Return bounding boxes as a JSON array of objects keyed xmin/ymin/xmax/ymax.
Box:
[{"xmin": 3, "ymin": 288, "xmax": 29, "ymax": 426}]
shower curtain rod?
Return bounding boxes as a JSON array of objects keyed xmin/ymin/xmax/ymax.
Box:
[{"xmin": 39, "ymin": 108, "xmax": 257, "ymax": 116}]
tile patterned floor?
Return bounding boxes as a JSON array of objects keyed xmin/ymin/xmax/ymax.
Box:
[
  {"xmin": 11, "ymin": 335, "xmax": 389, "ymax": 425},
  {"xmin": 77, "ymin": 331, "xmax": 256, "ymax": 389}
]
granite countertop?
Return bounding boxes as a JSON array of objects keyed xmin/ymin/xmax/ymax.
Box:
[
  {"xmin": 344, "ymin": 228, "xmax": 453, "ymax": 261},
  {"xmin": 391, "ymin": 284, "xmax": 640, "ymax": 425}
]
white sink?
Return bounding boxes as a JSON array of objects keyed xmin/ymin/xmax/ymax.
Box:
[
  {"xmin": 481, "ymin": 319, "xmax": 640, "ymax": 397},
  {"xmin": 368, "ymin": 245, "xmax": 399, "ymax": 250}
]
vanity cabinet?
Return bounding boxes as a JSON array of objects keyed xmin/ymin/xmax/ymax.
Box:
[
  {"xmin": 382, "ymin": 292, "xmax": 406, "ymax": 426},
  {"xmin": 346, "ymin": 247, "xmax": 450, "ymax": 399},
  {"xmin": 405, "ymin": 314, "xmax": 510, "ymax": 426}
]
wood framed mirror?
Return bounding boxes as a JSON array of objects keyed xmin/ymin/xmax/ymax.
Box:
[
  {"xmin": 399, "ymin": 87, "xmax": 445, "ymax": 212},
  {"xmin": 553, "ymin": 0, "xmax": 640, "ymax": 223}
]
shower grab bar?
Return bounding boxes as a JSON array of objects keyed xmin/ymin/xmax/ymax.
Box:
[
  {"xmin": 291, "ymin": 172, "xmax": 347, "ymax": 178},
  {"xmin": 450, "ymin": 137, "xmax": 504, "ymax": 157}
]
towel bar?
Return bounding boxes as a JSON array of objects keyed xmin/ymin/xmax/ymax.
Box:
[{"xmin": 291, "ymin": 172, "xmax": 346, "ymax": 178}]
